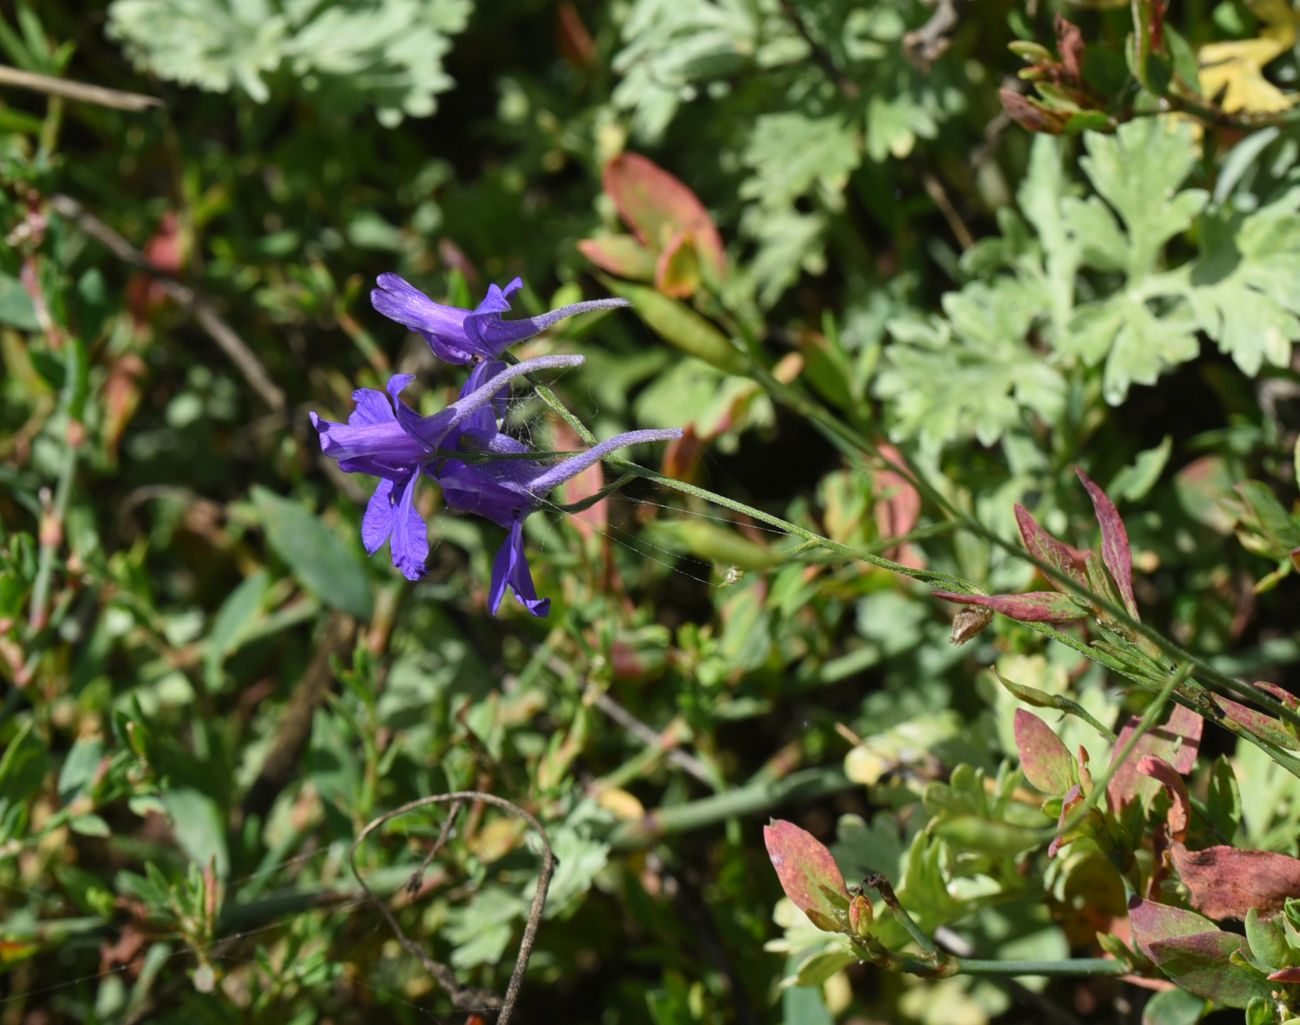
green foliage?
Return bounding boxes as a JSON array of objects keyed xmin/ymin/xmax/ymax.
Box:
[
  {"xmin": 107, "ymin": 0, "xmax": 472, "ymax": 121},
  {"xmin": 5, "ymin": 0, "xmax": 1300, "ymax": 1022}
]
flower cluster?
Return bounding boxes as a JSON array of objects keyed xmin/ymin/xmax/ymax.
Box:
[{"xmin": 313, "ymin": 275, "xmax": 681, "ymax": 616}]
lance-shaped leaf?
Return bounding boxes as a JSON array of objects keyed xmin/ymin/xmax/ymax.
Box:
[
  {"xmin": 931, "ymin": 590, "xmax": 1088, "ymax": 623},
  {"xmin": 1136, "ymin": 756, "xmax": 1191, "ymax": 842},
  {"xmin": 1014, "ymin": 710, "xmax": 1074, "ymax": 794},
  {"xmin": 602, "ymin": 153, "xmax": 726, "ymax": 277},
  {"xmin": 1211, "ymin": 691, "xmax": 1300, "ymax": 751},
  {"xmin": 1014, "ymin": 504, "xmax": 1090, "ymax": 591},
  {"xmin": 1169, "ymin": 844, "xmax": 1300, "ymax": 921},
  {"xmin": 1076, "ymin": 467, "xmax": 1138, "ymax": 618},
  {"xmin": 1107, "ymin": 704, "xmax": 1202, "ymax": 811},
  {"xmin": 763, "ymin": 820, "xmax": 850, "ymax": 932}
]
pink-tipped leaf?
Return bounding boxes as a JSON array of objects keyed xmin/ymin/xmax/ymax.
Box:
[
  {"xmin": 763, "ymin": 819, "xmax": 850, "ymax": 932},
  {"xmin": 1013, "ymin": 710, "xmax": 1073, "ymax": 794},
  {"xmin": 603, "ymin": 153, "xmax": 726, "ymax": 277},
  {"xmin": 1013, "ymin": 504, "xmax": 1089, "ymax": 591},
  {"xmin": 1075, "ymin": 467, "xmax": 1138, "ymax": 618},
  {"xmin": 932, "ymin": 590, "xmax": 1087, "ymax": 623}
]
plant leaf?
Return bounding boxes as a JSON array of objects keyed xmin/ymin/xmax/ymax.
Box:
[
  {"xmin": 931, "ymin": 590, "xmax": 1087, "ymax": 623},
  {"xmin": 1170, "ymin": 843, "xmax": 1300, "ymax": 921},
  {"xmin": 1014, "ymin": 709, "xmax": 1074, "ymax": 794},
  {"xmin": 603, "ymin": 152, "xmax": 726, "ymax": 278},
  {"xmin": 1075, "ymin": 466, "xmax": 1137, "ymax": 617},
  {"xmin": 763, "ymin": 820, "xmax": 850, "ymax": 932},
  {"xmin": 1014, "ymin": 503, "xmax": 1089, "ymax": 591}
]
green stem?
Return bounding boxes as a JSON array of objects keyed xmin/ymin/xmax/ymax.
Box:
[
  {"xmin": 954, "ymin": 957, "xmax": 1127, "ymax": 978},
  {"xmin": 607, "ymin": 766, "xmax": 854, "ymax": 849}
]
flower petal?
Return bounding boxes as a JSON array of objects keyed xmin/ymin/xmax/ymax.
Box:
[
  {"xmin": 389, "ymin": 473, "xmax": 429, "ymax": 581},
  {"xmin": 361, "ymin": 477, "xmax": 397, "ymax": 555},
  {"xmin": 349, "ymin": 388, "xmax": 395, "ymax": 426},
  {"xmin": 489, "ymin": 519, "xmax": 550, "ymax": 617},
  {"xmin": 371, "ymin": 273, "xmax": 476, "ymax": 364}
]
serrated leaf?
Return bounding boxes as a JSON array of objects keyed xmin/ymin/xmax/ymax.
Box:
[{"xmin": 741, "ymin": 113, "xmax": 861, "ymax": 209}]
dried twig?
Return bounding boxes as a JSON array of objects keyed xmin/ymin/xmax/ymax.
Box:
[
  {"xmin": 0, "ymin": 64, "xmax": 163, "ymax": 111},
  {"xmin": 904, "ymin": 0, "xmax": 965, "ymax": 71},
  {"xmin": 47, "ymin": 194, "xmax": 286, "ymax": 412},
  {"xmin": 590, "ymin": 689, "xmax": 715, "ymax": 785},
  {"xmin": 350, "ymin": 791, "xmax": 555, "ymax": 1024}
]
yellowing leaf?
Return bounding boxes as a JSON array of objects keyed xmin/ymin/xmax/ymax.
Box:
[{"xmin": 1198, "ymin": 1, "xmax": 1300, "ymax": 113}]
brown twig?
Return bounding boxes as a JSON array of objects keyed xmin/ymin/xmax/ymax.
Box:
[
  {"xmin": 589, "ymin": 689, "xmax": 715, "ymax": 785},
  {"xmin": 921, "ymin": 171, "xmax": 974, "ymax": 250},
  {"xmin": 47, "ymin": 194, "xmax": 286, "ymax": 412},
  {"xmin": 350, "ymin": 791, "xmax": 555, "ymax": 1024},
  {"xmin": 904, "ymin": 0, "xmax": 965, "ymax": 71},
  {"xmin": 776, "ymin": 0, "xmax": 860, "ymax": 99},
  {"xmin": 0, "ymin": 64, "xmax": 163, "ymax": 111}
]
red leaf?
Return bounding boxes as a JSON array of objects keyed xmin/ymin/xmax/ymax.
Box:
[
  {"xmin": 1170, "ymin": 843, "xmax": 1300, "ymax": 921},
  {"xmin": 1014, "ymin": 710, "xmax": 1073, "ymax": 794},
  {"xmin": 1048, "ymin": 782, "xmax": 1084, "ymax": 857},
  {"xmin": 999, "ymin": 88, "xmax": 1069, "ymax": 134},
  {"xmin": 763, "ymin": 819, "xmax": 850, "ymax": 932},
  {"xmin": 1107, "ymin": 704, "xmax": 1202, "ymax": 811},
  {"xmin": 873, "ymin": 444, "xmax": 924, "ymax": 570},
  {"xmin": 1269, "ymin": 966, "xmax": 1300, "ymax": 983},
  {"xmin": 577, "ymin": 234, "xmax": 657, "ymax": 282},
  {"xmin": 1136, "ymin": 756, "xmax": 1191, "ymax": 842},
  {"xmin": 1075, "ymin": 467, "xmax": 1138, "ymax": 618},
  {"xmin": 1014, "ymin": 504, "xmax": 1089, "ymax": 592},
  {"xmin": 931, "ymin": 590, "xmax": 1087, "ymax": 623},
  {"xmin": 603, "ymin": 154, "xmax": 727, "ymax": 278},
  {"xmin": 1212, "ymin": 689, "xmax": 1300, "ymax": 751}
]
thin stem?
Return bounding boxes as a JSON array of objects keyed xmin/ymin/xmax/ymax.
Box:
[
  {"xmin": 607, "ymin": 766, "xmax": 855, "ymax": 849},
  {"xmin": 954, "ymin": 957, "xmax": 1127, "ymax": 978}
]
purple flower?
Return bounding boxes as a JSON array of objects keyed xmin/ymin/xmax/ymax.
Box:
[
  {"xmin": 434, "ymin": 427, "xmax": 683, "ymax": 616},
  {"xmin": 371, "ymin": 274, "xmax": 630, "ymax": 365},
  {"xmin": 311, "ymin": 354, "xmax": 584, "ymax": 581}
]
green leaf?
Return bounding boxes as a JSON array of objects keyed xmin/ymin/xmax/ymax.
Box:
[
  {"xmin": 107, "ymin": 0, "xmax": 471, "ymax": 122},
  {"xmin": 878, "ymin": 279, "xmax": 1065, "ymax": 451},
  {"xmin": 204, "ymin": 570, "xmax": 270, "ymax": 685},
  {"xmin": 161, "ymin": 787, "xmax": 228, "ymax": 876},
  {"xmin": 0, "ymin": 272, "xmax": 39, "ymax": 331},
  {"xmin": 1140, "ymin": 987, "xmax": 1207, "ymax": 1025},
  {"xmin": 1075, "ymin": 119, "xmax": 1207, "ymax": 278},
  {"xmin": 1179, "ymin": 189, "xmax": 1300, "ymax": 375},
  {"xmin": 741, "ymin": 113, "xmax": 861, "ymax": 210},
  {"xmin": 250, "ymin": 487, "xmax": 373, "ymax": 620}
]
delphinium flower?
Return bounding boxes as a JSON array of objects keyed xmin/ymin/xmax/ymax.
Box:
[
  {"xmin": 316, "ymin": 271, "xmax": 680, "ymax": 617},
  {"xmin": 434, "ymin": 426, "xmax": 683, "ymax": 616},
  {"xmin": 311, "ymin": 354, "xmax": 583, "ymax": 580},
  {"xmin": 371, "ymin": 274, "xmax": 629, "ymax": 365}
]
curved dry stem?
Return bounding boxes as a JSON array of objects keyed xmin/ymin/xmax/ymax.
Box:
[{"xmin": 350, "ymin": 791, "xmax": 555, "ymax": 1024}]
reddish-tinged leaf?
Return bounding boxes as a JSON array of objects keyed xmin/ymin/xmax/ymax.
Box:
[
  {"xmin": 1136, "ymin": 756, "xmax": 1191, "ymax": 842},
  {"xmin": 1075, "ymin": 467, "xmax": 1138, "ymax": 618},
  {"xmin": 931, "ymin": 590, "xmax": 1087, "ymax": 623},
  {"xmin": 1145, "ymin": 932, "xmax": 1271, "ymax": 1008},
  {"xmin": 1014, "ymin": 504, "xmax": 1090, "ymax": 591},
  {"xmin": 603, "ymin": 154, "xmax": 726, "ymax": 277},
  {"xmin": 1211, "ymin": 694, "xmax": 1300, "ymax": 750},
  {"xmin": 1129, "ymin": 898, "xmax": 1217, "ymax": 958},
  {"xmin": 577, "ymin": 234, "xmax": 658, "ymax": 281},
  {"xmin": 874, "ymin": 444, "xmax": 925, "ymax": 570},
  {"xmin": 552, "ymin": 419, "xmax": 607, "ymax": 541},
  {"xmin": 1170, "ymin": 844, "xmax": 1300, "ymax": 921},
  {"xmin": 1107, "ymin": 704, "xmax": 1202, "ymax": 811},
  {"xmin": 661, "ymin": 424, "xmax": 704, "ymax": 483},
  {"xmin": 763, "ymin": 819, "xmax": 850, "ymax": 932},
  {"xmin": 1269, "ymin": 966, "xmax": 1300, "ymax": 983},
  {"xmin": 999, "ymin": 88, "xmax": 1069, "ymax": 134},
  {"xmin": 555, "ymin": 1, "xmax": 595, "ymax": 68},
  {"xmin": 654, "ymin": 231, "xmax": 704, "ymax": 297},
  {"xmin": 1014, "ymin": 710, "xmax": 1074, "ymax": 794}
]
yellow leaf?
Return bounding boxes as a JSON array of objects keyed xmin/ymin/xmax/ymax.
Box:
[{"xmin": 1198, "ymin": 1, "xmax": 1300, "ymax": 113}]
